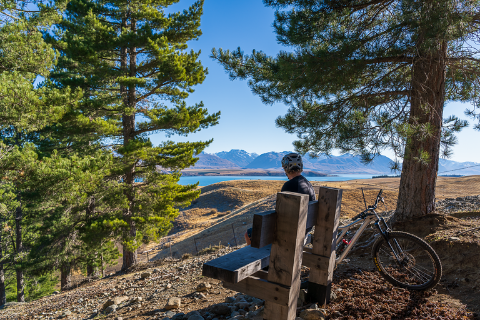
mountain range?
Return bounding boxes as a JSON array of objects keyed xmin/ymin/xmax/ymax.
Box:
[{"xmin": 188, "ymin": 150, "xmax": 480, "ymax": 175}]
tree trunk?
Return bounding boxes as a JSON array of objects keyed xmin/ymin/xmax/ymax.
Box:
[
  {"xmin": 0, "ymin": 228, "xmax": 6, "ymax": 306},
  {"xmin": 60, "ymin": 263, "xmax": 71, "ymax": 291},
  {"xmin": 395, "ymin": 41, "xmax": 447, "ymax": 222},
  {"xmin": 120, "ymin": 14, "xmax": 138, "ymax": 271},
  {"xmin": 15, "ymin": 192, "xmax": 24, "ymax": 302},
  {"xmin": 100, "ymin": 253, "xmax": 104, "ymax": 278},
  {"xmin": 86, "ymin": 264, "xmax": 99, "ymax": 278}
]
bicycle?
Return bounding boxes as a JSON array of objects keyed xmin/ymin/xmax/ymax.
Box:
[{"xmin": 333, "ymin": 189, "xmax": 442, "ymax": 291}]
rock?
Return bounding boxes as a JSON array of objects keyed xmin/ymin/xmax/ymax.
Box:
[
  {"xmin": 225, "ymin": 296, "xmax": 235, "ymax": 303},
  {"xmin": 133, "ymin": 296, "xmax": 143, "ymax": 303},
  {"xmin": 104, "ymin": 304, "xmax": 118, "ymax": 314},
  {"xmin": 231, "ymin": 311, "xmax": 240, "ymax": 317},
  {"xmin": 449, "ymin": 237, "xmax": 461, "ymax": 241},
  {"xmin": 188, "ymin": 315, "xmax": 205, "ymax": 320},
  {"xmin": 172, "ymin": 312, "xmax": 185, "ymax": 320},
  {"xmin": 210, "ymin": 303, "xmax": 231, "ymax": 315},
  {"xmin": 165, "ymin": 297, "xmax": 182, "ymax": 310},
  {"xmin": 141, "ymin": 272, "xmax": 151, "ymax": 279},
  {"xmin": 115, "ymin": 317, "xmax": 123, "ymax": 320},
  {"xmin": 166, "ymin": 311, "xmax": 176, "ymax": 317},
  {"xmin": 102, "ymin": 296, "xmax": 129, "ymax": 309},
  {"xmin": 299, "ymin": 309, "xmax": 326, "ymax": 320},
  {"xmin": 330, "ymin": 290, "xmax": 337, "ymax": 301},
  {"xmin": 235, "ymin": 302, "xmax": 250, "ymax": 309},
  {"xmin": 196, "ymin": 282, "xmax": 211, "ymax": 292},
  {"xmin": 166, "ymin": 283, "xmax": 172, "ymax": 289},
  {"xmin": 333, "ymin": 311, "xmax": 342, "ymax": 317},
  {"xmin": 186, "ymin": 311, "xmax": 202, "ymax": 318},
  {"xmin": 296, "ymin": 318, "xmax": 304, "ymax": 320},
  {"xmin": 297, "ymin": 289, "xmax": 307, "ymax": 307}
]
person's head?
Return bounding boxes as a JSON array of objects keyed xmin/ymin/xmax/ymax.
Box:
[{"xmin": 281, "ymin": 153, "xmax": 303, "ymax": 179}]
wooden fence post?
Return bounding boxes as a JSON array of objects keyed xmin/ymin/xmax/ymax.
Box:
[
  {"xmin": 264, "ymin": 192, "xmax": 309, "ymax": 320},
  {"xmin": 307, "ymin": 187, "xmax": 342, "ymax": 305}
]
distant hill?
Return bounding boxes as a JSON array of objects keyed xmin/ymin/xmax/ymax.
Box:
[
  {"xmin": 191, "ymin": 152, "xmax": 239, "ymax": 169},
  {"xmin": 309, "ymin": 154, "xmax": 394, "ymax": 174},
  {"xmin": 244, "ymin": 151, "xmax": 290, "ymax": 169},
  {"xmin": 439, "ymin": 159, "xmax": 480, "ymax": 175},
  {"xmin": 245, "ymin": 151, "xmax": 394, "ymax": 174},
  {"xmin": 215, "ymin": 149, "xmax": 258, "ymax": 167},
  {"xmin": 190, "ymin": 150, "xmax": 480, "ymax": 175}
]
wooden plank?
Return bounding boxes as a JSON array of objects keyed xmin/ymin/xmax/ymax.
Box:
[
  {"xmin": 308, "ymin": 187, "xmax": 342, "ymax": 305},
  {"xmin": 252, "ymin": 270, "xmax": 268, "ymax": 280},
  {"xmin": 223, "ymin": 276, "xmax": 290, "ymax": 306},
  {"xmin": 302, "ymin": 251, "xmax": 331, "ymax": 271},
  {"xmin": 265, "ymin": 192, "xmax": 309, "ymax": 320},
  {"xmin": 251, "ymin": 210, "xmax": 276, "ymax": 249},
  {"xmin": 251, "ymin": 200, "xmax": 318, "ymax": 249},
  {"xmin": 202, "ymin": 245, "xmax": 271, "ymax": 283}
]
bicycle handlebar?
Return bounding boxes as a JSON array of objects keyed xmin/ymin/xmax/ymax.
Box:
[{"xmin": 351, "ymin": 189, "xmax": 384, "ymax": 221}]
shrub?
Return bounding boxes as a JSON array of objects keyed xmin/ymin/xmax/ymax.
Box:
[{"xmin": 197, "ymin": 243, "xmax": 224, "ymax": 256}]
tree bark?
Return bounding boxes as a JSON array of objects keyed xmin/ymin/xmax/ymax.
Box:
[
  {"xmin": 60, "ymin": 263, "xmax": 71, "ymax": 291},
  {"xmin": 15, "ymin": 192, "xmax": 24, "ymax": 302},
  {"xmin": 121, "ymin": 14, "xmax": 138, "ymax": 271},
  {"xmin": 395, "ymin": 40, "xmax": 447, "ymax": 222},
  {"xmin": 86, "ymin": 264, "xmax": 99, "ymax": 278},
  {"xmin": 0, "ymin": 226, "xmax": 6, "ymax": 306}
]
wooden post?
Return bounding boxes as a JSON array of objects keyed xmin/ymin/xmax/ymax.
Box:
[
  {"xmin": 231, "ymin": 223, "xmax": 238, "ymax": 247},
  {"xmin": 264, "ymin": 192, "xmax": 309, "ymax": 320},
  {"xmin": 307, "ymin": 187, "xmax": 342, "ymax": 306}
]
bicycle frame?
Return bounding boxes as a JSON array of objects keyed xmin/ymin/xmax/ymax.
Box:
[
  {"xmin": 335, "ymin": 214, "xmax": 377, "ymax": 265},
  {"xmin": 334, "ymin": 189, "xmax": 394, "ymax": 267}
]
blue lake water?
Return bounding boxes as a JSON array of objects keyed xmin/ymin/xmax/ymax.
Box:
[{"xmin": 178, "ymin": 174, "xmax": 375, "ymax": 186}]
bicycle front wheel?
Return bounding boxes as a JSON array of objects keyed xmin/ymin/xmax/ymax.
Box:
[{"xmin": 371, "ymin": 231, "xmax": 442, "ymax": 291}]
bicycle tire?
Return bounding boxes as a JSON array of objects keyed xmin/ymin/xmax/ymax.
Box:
[{"xmin": 371, "ymin": 231, "xmax": 442, "ymax": 291}]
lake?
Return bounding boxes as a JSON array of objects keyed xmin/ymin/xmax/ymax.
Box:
[{"xmin": 178, "ymin": 174, "xmax": 375, "ymax": 186}]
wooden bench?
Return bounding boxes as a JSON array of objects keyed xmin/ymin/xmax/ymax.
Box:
[{"xmin": 202, "ymin": 187, "xmax": 342, "ymax": 320}]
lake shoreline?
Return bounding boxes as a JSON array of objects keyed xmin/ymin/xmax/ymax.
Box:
[{"xmin": 181, "ymin": 168, "xmax": 330, "ymax": 177}]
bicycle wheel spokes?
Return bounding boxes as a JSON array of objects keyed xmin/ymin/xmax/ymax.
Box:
[{"xmin": 373, "ymin": 232, "xmax": 441, "ymax": 290}]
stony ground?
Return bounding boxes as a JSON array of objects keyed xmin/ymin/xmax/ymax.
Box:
[{"xmin": 1, "ymin": 177, "xmax": 479, "ymax": 320}]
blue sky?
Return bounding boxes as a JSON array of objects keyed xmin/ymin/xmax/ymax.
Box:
[{"xmin": 150, "ymin": 0, "xmax": 480, "ymax": 163}]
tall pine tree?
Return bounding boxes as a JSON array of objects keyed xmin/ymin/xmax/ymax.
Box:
[
  {"xmin": 1, "ymin": 0, "xmax": 78, "ymax": 301},
  {"xmin": 213, "ymin": 0, "xmax": 480, "ymax": 221},
  {"xmin": 50, "ymin": 0, "xmax": 219, "ymax": 269}
]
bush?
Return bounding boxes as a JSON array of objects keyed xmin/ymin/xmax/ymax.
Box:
[
  {"xmin": 182, "ymin": 253, "xmax": 192, "ymax": 260},
  {"xmin": 197, "ymin": 243, "xmax": 224, "ymax": 256}
]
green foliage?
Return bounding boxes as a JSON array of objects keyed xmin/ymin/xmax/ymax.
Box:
[
  {"xmin": 48, "ymin": 0, "xmax": 220, "ymax": 266},
  {"xmin": 212, "ymin": 0, "xmax": 479, "ymax": 163},
  {"xmin": 5, "ymin": 270, "xmax": 57, "ymax": 302}
]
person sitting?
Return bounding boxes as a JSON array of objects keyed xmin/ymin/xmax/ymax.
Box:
[{"xmin": 244, "ymin": 153, "xmax": 315, "ymax": 245}]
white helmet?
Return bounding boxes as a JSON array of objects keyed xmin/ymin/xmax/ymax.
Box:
[{"xmin": 281, "ymin": 153, "xmax": 303, "ymax": 171}]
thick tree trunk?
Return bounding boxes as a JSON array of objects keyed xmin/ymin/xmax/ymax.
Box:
[
  {"xmin": 15, "ymin": 192, "xmax": 24, "ymax": 302},
  {"xmin": 121, "ymin": 15, "xmax": 138, "ymax": 271},
  {"xmin": 395, "ymin": 42, "xmax": 447, "ymax": 222},
  {"xmin": 0, "ymin": 228, "xmax": 6, "ymax": 306},
  {"xmin": 60, "ymin": 263, "xmax": 71, "ymax": 291}
]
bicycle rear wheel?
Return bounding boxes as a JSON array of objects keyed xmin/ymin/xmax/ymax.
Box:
[{"xmin": 371, "ymin": 231, "xmax": 442, "ymax": 291}]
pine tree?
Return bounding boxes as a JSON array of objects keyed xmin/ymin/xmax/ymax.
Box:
[
  {"xmin": 212, "ymin": 0, "xmax": 480, "ymax": 221},
  {"xmin": 50, "ymin": 0, "xmax": 219, "ymax": 269},
  {"xmin": 1, "ymin": 0, "xmax": 79, "ymax": 301}
]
